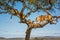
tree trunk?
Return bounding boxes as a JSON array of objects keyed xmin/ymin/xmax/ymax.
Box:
[{"xmin": 25, "ymin": 27, "xmax": 32, "ymax": 40}]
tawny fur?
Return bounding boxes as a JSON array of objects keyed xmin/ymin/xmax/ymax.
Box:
[{"xmin": 36, "ymin": 13, "xmax": 53, "ymax": 23}]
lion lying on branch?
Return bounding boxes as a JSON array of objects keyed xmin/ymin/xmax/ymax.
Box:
[{"xmin": 36, "ymin": 13, "xmax": 57, "ymax": 24}]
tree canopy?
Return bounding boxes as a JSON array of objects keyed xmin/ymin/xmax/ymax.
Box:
[{"xmin": 0, "ymin": 0, "xmax": 60, "ymax": 40}]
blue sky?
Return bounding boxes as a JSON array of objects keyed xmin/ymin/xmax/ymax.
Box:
[{"xmin": 0, "ymin": 2, "xmax": 60, "ymax": 38}]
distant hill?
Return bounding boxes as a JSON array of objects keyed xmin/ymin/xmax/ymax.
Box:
[
  {"xmin": 31, "ymin": 36, "xmax": 60, "ymax": 40},
  {"xmin": 0, "ymin": 36, "xmax": 60, "ymax": 40},
  {"xmin": 0, "ymin": 37, "xmax": 5, "ymax": 39}
]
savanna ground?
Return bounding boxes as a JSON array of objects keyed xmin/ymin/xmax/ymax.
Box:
[{"xmin": 0, "ymin": 37, "xmax": 60, "ymax": 40}]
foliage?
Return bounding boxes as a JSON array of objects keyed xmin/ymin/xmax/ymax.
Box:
[{"xmin": 27, "ymin": 0, "xmax": 37, "ymax": 4}]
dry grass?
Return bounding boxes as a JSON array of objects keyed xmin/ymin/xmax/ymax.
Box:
[{"xmin": 0, "ymin": 37, "xmax": 60, "ymax": 40}]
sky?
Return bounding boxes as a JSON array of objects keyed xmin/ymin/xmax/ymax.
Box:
[{"xmin": 0, "ymin": 1, "xmax": 60, "ymax": 38}]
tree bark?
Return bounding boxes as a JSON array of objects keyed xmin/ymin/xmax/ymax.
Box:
[{"xmin": 25, "ymin": 27, "xmax": 32, "ymax": 40}]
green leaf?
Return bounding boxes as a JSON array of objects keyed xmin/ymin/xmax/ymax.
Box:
[{"xmin": 27, "ymin": 0, "xmax": 37, "ymax": 4}]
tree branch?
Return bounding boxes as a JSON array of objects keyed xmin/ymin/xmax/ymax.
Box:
[
  {"xmin": 0, "ymin": 12, "xmax": 8, "ymax": 14},
  {"xmin": 53, "ymin": 16, "xmax": 60, "ymax": 18},
  {"xmin": 26, "ymin": 9, "xmax": 38, "ymax": 17},
  {"xmin": 20, "ymin": 0, "xmax": 25, "ymax": 13}
]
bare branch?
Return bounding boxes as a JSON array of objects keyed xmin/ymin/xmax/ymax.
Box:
[
  {"xmin": 0, "ymin": 12, "xmax": 8, "ymax": 14},
  {"xmin": 26, "ymin": 9, "xmax": 38, "ymax": 17},
  {"xmin": 53, "ymin": 16, "xmax": 60, "ymax": 19},
  {"xmin": 0, "ymin": 7, "xmax": 5, "ymax": 10},
  {"xmin": 20, "ymin": 0, "xmax": 25, "ymax": 13}
]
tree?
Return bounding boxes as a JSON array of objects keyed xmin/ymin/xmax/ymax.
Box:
[{"xmin": 0, "ymin": 0, "xmax": 60, "ymax": 40}]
